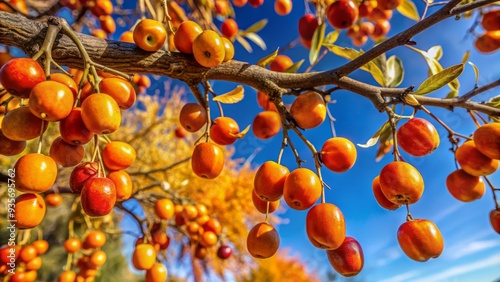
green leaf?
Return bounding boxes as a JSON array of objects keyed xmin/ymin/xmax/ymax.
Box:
[
  {"xmin": 324, "ymin": 29, "xmax": 340, "ymax": 45},
  {"xmin": 486, "ymin": 96, "xmax": 500, "ymax": 108},
  {"xmin": 284, "ymin": 59, "xmax": 304, "ymax": 73},
  {"xmin": 241, "ymin": 19, "xmax": 268, "ymax": 35},
  {"xmin": 386, "ymin": 56, "xmax": 404, "ymax": 88},
  {"xmin": 357, "ymin": 121, "xmax": 391, "ymax": 148},
  {"xmin": 428, "ymin": 46, "xmax": 443, "ymax": 60},
  {"xmin": 413, "ymin": 64, "xmax": 464, "ymax": 95},
  {"xmin": 468, "ymin": 61, "xmax": 479, "ymax": 86},
  {"xmin": 245, "ymin": 32, "xmax": 266, "ymax": 50},
  {"xmin": 461, "ymin": 51, "xmax": 470, "ymax": 64},
  {"xmin": 309, "ymin": 22, "xmax": 326, "ymax": 64},
  {"xmin": 397, "ymin": 0, "xmax": 420, "ymax": 21},
  {"xmin": 257, "ymin": 48, "xmax": 279, "ymax": 67},
  {"xmin": 445, "ymin": 89, "xmax": 459, "ymax": 98},
  {"xmin": 235, "ymin": 35, "xmax": 252, "ymax": 53},
  {"xmin": 213, "ymin": 85, "xmax": 245, "ymax": 104},
  {"xmin": 325, "ymin": 44, "xmax": 386, "ymax": 86}
]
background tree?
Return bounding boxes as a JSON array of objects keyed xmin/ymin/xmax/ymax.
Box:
[{"xmin": 0, "ymin": 0, "xmax": 499, "ymax": 281}]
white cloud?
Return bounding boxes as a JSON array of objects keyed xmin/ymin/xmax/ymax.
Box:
[
  {"xmin": 373, "ymin": 246, "xmax": 403, "ymax": 267},
  {"xmin": 408, "ymin": 253, "xmax": 500, "ymax": 282},
  {"xmin": 432, "ymin": 203, "xmax": 462, "ymax": 223},
  {"xmin": 446, "ymin": 240, "xmax": 500, "ymax": 260}
]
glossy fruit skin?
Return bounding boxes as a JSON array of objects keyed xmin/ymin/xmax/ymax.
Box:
[
  {"xmin": 327, "ymin": 0, "xmax": 359, "ymax": 29},
  {"xmin": 174, "ymin": 20, "xmax": 203, "ymax": 54},
  {"xmin": 154, "ymin": 198, "xmax": 175, "ymax": 220},
  {"xmin": 70, "ymin": 162, "xmax": 98, "ymax": 194},
  {"xmin": 0, "ymin": 129, "xmax": 26, "ymax": 156},
  {"xmin": 455, "ymin": 140, "xmax": 498, "ymax": 176},
  {"xmin": 102, "ymin": 141, "xmax": 137, "ymax": 171},
  {"xmin": 298, "ymin": 14, "xmax": 319, "ymax": 43},
  {"xmin": 19, "ymin": 245, "xmax": 37, "ymax": 262},
  {"xmin": 57, "ymin": 270, "xmax": 77, "ymax": 282},
  {"xmin": 376, "ymin": 0, "xmax": 403, "ymax": 10},
  {"xmin": 249, "ymin": 0, "xmax": 264, "ymax": 7},
  {"xmin": 200, "ymin": 231, "xmax": 218, "ymax": 247},
  {"xmin": 396, "ymin": 118, "xmax": 440, "ymax": 157},
  {"xmin": 29, "ymin": 80, "xmax": 74, "ymax": 121},
  {"xmin": 81, "ymin": 93, "xmax": 122, "ymax": 134},
  {"xmin": 358, "ymin": 0, "xmax": 377, "ymax": 18},
  {"xmin": 326, "ymin": 236, "xmax": 364, "ymax": 277},
  {"xmin": 379, "ymin": 161, "xmax": 424, "ymax": 205},
  {"xmin": 82, "ymin": 230, "xmax": 107, "ymax": 249},
  {"xmin": 14, "ymin": 193, "xmax": 46, "ymax": 229},
  {"xmin": 99, "ymin": 77, "xmax": 136, "ymax": 109},
  {"xmin": 254, "ymin": 161, "xmax": 290, "ymax": 201},
  {"xmin": 247, "ymin": 222, "xmax": 280, "ymax": 259},
  {"xmin": 270, "ymin": 55, "xmax": 293, "ymax": 72},
  {"xmin": 49, "ymin": 136, "xmax": 85, "ymax": 167},
  {"xmin": 145, "ymin": 263, "xmax": 168, "ymax": 282},
  {"xmin": 321, "ymin": 137, "xmax": 357, "ymax": 173},
  {"xmin": 252, "ymin": 189, "xmax": 280, "ymax": 214},
  {"xmin": 179, "ymin": 103, "xmax": 207, "ymax": 132},
  {"xmin": 306, "ymin": 203, "xmax": 346, "ymax": 250},
  {"xmin": 60, "ymin": 108, "xmax": 94, "ymax": 145},
  {"xmin": 290, "ymin": 91, "xmax": 326, "ymax": 129},
  {"xmin": 202, "ymin": 218, "xmax": 222, "ymax": 234},
  {"xmin": 45, "ymin": 193, "xmax": 63, "ymax": 207},
  {"xmin": 221, "ymin": 37, "xmax": 235, "ymax": 62},
  {"xmin": 133, "ymin": 19, "xmax": 167, "ymax": 52},
  {"xmin": 221, "ymin": 18, "xmax": 239, "ymax": 38},
  {"xmin": 100, "ymin": 15, "xmax": 116, "ymax": 34},
  {"xmin": 275, "ymin": 0, "xmax": 292, "ymax": 16},
  {"xmin": 14, "ymin": 153, "xmax": 58, "ymax": 193},
  {"xmin": 446, "ymin": 169, "xmax": 485, "ymax": 202},
  {"xmin": 232, "ymin": 0, "xmax": 248, "ymax": 7},
  {"xmin": 397, "ymin": 219, "xmax": 444, "ymax": 262},
  {"xmin": 0, "ymin": 58, "xmax": 46, "ymax": 98},
  {"xmin": 372, "ymin": 176, "xmax": 400, "ymax": 210},
  {"xmin": 217, "ymin": 245, "xmax": 232, "ymax": 259},
  {"xmin": 474, "ymin": 31, "xmax": 500, "ymax": 53},
  {"xmin": 193, "ymin": 30, "xmax": 226, "ymax": 68},
  {"xmin": 107, "ymin": 170, "xmax": 133, "ymax": 202},
  {"xmin": 252, "ymin": 111, "xmax": 281, "ymax": 140},
  {"xmin": 191, "ymin": 142, "xmax": 225, "ymax": 179},
  {"xmin": 80, "ymin": 177, "xmax": 117, "ymax": 217},
  {"xmin": 283, "ymin": 168, "xmax": 322, "ymax": 210},
  {"xmin": 370, "ymin": 19, "xmax": 391, "ymax": 40},
  {"xmin": 132, "ymin": 243, "xmax": 156, "ymax": 270},
  {"xmin": 481, "ymin": 10, "xmax": 500, "ymax": 31},
  {"xmin": 473, "ymin": 123, "xmax": 500, "ymax": 160},
  {"xmin": 210, "ymin": 116, "xmax": 240, "ymax": 145},
  {"xmin": 490, "ymin": 209, "xmax": 500, "ymax": 234},
  {"xmin": 64, "ymin": 238, "xmax": 81, "ymax": 253},
  {"xmin": 50, "ymin": 73, "xmax": 78, "ymax": 98},
  {"xmin": 1, "ymin": 106, "xmax": 48, "ymax": 141},
  {"xmin": 32, "ymin": 239, "xmax": 49, "ymax": 255}
]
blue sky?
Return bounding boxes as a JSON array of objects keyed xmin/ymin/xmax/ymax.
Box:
[
  {"xmin": 214, "ymin": 0, "xmax": 500, "ymax": 281},
  {"xmin": 74, "ymin": 0, "xmax": 500, "ymax": 280}
]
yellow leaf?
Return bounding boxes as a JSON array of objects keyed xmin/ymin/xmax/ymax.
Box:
[
  {"xmin": 230, "ymin": 124, "xmax": 251, "ymax": 139},
  {"xmin": 257, "ymin": 48, "xmax": 279, "ymax": 67},
  {"xmin": 397, "ymin": 0, "xmax": 420, "ymax": 21},
  {"xmin": 213, "ymin": 85, "xmax": 245, "ymax": 104}
]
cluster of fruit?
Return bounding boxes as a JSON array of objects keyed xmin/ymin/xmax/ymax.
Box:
[
  {"xmin": 57, "ymin": 231, "xmax": 108, "ymax": 282},
  {"xmin": 0, "ymin": 240, "xmax": 49, "ymax": 282},
  {"xmin": 475, "ymin": 9, "xmax": 500, "ymax": 53}
]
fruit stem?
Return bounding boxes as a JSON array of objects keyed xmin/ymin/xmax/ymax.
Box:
[
  {"xmin": 420, "ymin": 105, "xmax": 471, "ymax": 145},
  {"xmin": 31, "ymin": 18, "xmax": 68, "ymax": 77},
  {"xmin": 326, "ymin": 104, "xmax": 337, "ymax": 138},
  {"xmin": 264, "ymin": 201, "xmax": 269, "ymax": 223},
  {"xmin": 36, "ymin": 120, "xmax": 46, "ymax": 154},
  {"xmin": 283, "ymin": 126, "xmax": 303, "ymax": 167},
  {"xmin": 483, "ymin": 176, "xmax": 500, "ymax": 210},
  {"xmin": 65, "ymin": 253, "xmax": 73, "ymax": 271},
  {"xmin": 91, "ymin": 134, "xmax": 99, "ymax": 163},
  {"xmin": 468, "ymin": 110, "xmax": 482, "ymax": 128},
  {"xmin": 385, "ymin": 106, "xmax": 401, "ymax": 162},
  {"xmin": 405, "ymin": 202, "xmax": 413, "ymax": 221}
]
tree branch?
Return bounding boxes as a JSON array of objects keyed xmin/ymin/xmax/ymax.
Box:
[{"xmin": 0, "ymin": 11, "xmax": 499, "ymax": 117}]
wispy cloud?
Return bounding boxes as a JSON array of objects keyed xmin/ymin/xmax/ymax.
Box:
[
  {"xmin": 379, "ymin": 270, "xmax": 421, "ymax": 282},
  {"xmin": 373, "ymin": 246, "xmax": 402, "ymax": 267},
  {"xmin": 408, "ymin": 253, "xmax": 500, "ymax": 282},
  {"xmin": 432, "ymin": 203, "xmax": 462, "ymax": 223},
  {"xmin": 446, "ymin": 240, "xmax": 500, "ymax": 260}
]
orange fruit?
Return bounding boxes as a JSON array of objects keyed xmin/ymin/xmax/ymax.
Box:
[
  {"xmin": 306, "ymin": 203, "xmax": 346, "ymax": 250},
  {"xmin": 133, "ymin": 19, "xmax": 167, "ymax": 52},
  {"xmin": 274, "ymin": 0, "xmax": 293, "ymax": 15},
  {"xmin": 200, "ymin": 231, "xmax": 218, "ymax": 247},
  {"xmin": 252, "ymin": 189, "xmax": 280, "ymax": 214},
  {"xmin": 1, "ymin": 106, "xmax": 48, "ymax": 141},
  {"xmin": 99, "ymin": 77, "xmax": 136, "ymax": 110},
  {"xmin": 82, "ymin": 230, "xmax": 107, "ymax": 249},
  {"xmin": 221, "ymin": 37, "xmax": 235, "ymax": 61},
  {"xmin": 473, "ymin": 123, "xmax": 500, "ymax": 160},
  {"xmin": 99, "ymin": 15, "xmax": 116, "ymax": 34},
  {"xmin": 253, "ymin": 161, "xmax": 289, "ymax": 201},
  {"xmin": 154, "ymin": 198, "xmax": 175, "ymax": 220},
  {"xmin": 179, "ymin": 102, "xmax": 207, "ymax": 132},
  {"xmin": 191, "ymin": 142, "xmax": 225, "ymax": 179},
  {"xmin": 107, "ymin": 170, "xmax": 133, "ymax": 202},
  {"xmin": 252, "ymin": 111, "xmax": 281, "ymax": 140},
  {"xmin": 102, "ymin": 141, "xmax": 137, "ymax": 171},
  {"xmin": 81, "ymin": 93, "xmax": 122, "ymax": 134},
  {"xmin": 14, "ymin": 153, "xmax": 58, "ymax": 193},
  {"xmin": 88, "ymin": 250, "xmax": 107, "ymax": 268},
  {"xmin": 321, "ymin": 137, "xmax": 357, "ymax": 173},
  {"xmin": 0, "ymin": 129, "xmax": 26, "ymax": 156},
  {"xmin": 396, "ymin": 118, "xmax": 440, "ymax": 157},
  {"xmin": 145, "ymin": 263, "xmax": 168, "ymax": 282},
  {"xmin": 372, "ymin": 175, "xmax": 400, "ymax": 210},
  {"xmin": 29, "ymin": 80, "xmax": 74, "ymax": 122},
  {"xmin": 270, "ymin": 55, "xmax": 293, "ymax": 72},
  {"xmin": 283, "ymin": 168, "xmax": 322, "ymax": 210},
  {"xmin": 246, "ymin": 222, "xmax": 280, "ymax": 259},
  {"xmin": 57, "ymin": 270, "xmax": 77, "ymax": 282},
  {"xmin": 45, "ymin": 193, "xmax": 63, "ymax": 207},
  {"xmin": 193, "ymin": 30, "xmax": 225, "ymax": 68},
  {"xmin": 210, "ymin": 116, "xmax": 240, "ymax": 145},
  {"xmin": 446, "ymin": 169, "xmax": 485, "ymax": 202},
  {"xmin": 32, "ymin": 239, "xmax": 49, "ymax": 255},
  {"xmin": 379, "ymin": 161, "xmax": 424, "ymax": 205},
  {"xmin": 64, "ymin": 238, "xmax": 82, "ymax": 253},
  {"xmin": 50, "ymin": 72, "xmax": 78, "ymax": 99},
  {"xmin": 376, "ymin": 0, "xmax": 402, "ymax": 10},
  {"xmin": 290, "ymin": 91, "xmax": 326, "ymax": 129},
  {"xmin": 221, "ymin": 18, "xmax": 239, "ymax": 38},
  {"xmin": 455, "ymin": 140, "xmax": 498, "ymax": 176},
  {"xmin": 14, "ymin": 193, "xmax": 46, "ymax": 229},
  {"xmin": 173, "ymin": 20, "xmax": 203, "ymax": 54},
  {"xmin": 132, "ymin": 243, "xmax": 156, "ymax": 270},
  {"xmin": 49, "ymin": 136, "xmax": 85, "ymax": 167}
]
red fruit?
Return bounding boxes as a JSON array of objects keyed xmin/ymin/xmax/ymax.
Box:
[
  {"xmin": 80, "ymin": 177, "xmax": 117, "ymax": 217},
  {"xmin": 326, "ymin": 236, "xmax": 364, "ymax": 277},
  {"xmin": 0, "ymin": 58, "xmax": 46, "ymax": 98},
  {"xmin": 221, "ymin": 18, "xmax": 239, "ymax": 38},
  {"xmin": 59, "ymin": 108, "xmax": 94, "ymax": 145},
  {"xmin": 397, "ymin": 219, "xmax": 444, "ymax": 262},
  {"xmin": 490, "ymin": 209, "xmax": 500, "ymax": 234},
  {"xmin": 298, "ymin": 14, "xmax": 319, "ymax": 42},
  {"xmin": 248, "ymin": 0, "xmax": 263, "ymax": 7},
  {"xmin": 396, "ymin": 118, "xmax": 440, "ymax": 157},
  {"xmin": 70, "ymin": 162, "xmax": 99, "ymax": 194},
  {"xmin": 217, "ymin": 245, "xmax": 232, "ymax": 259},
  {"xmin": 327, "ymin": 0, "xmax": 359, "ymax": 29}
]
